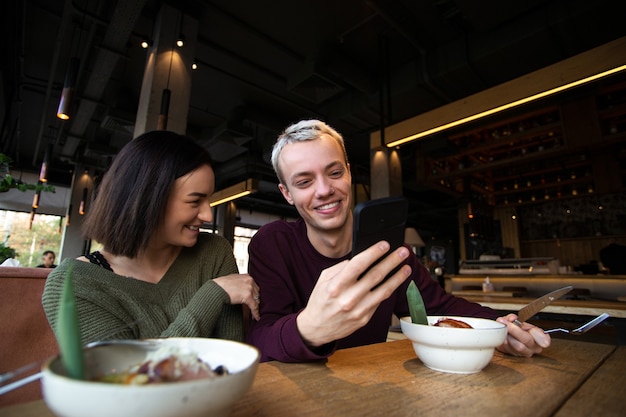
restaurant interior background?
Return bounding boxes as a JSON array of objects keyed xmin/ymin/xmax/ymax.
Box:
[{"xmin": 1, "ymin": 0, "xmax": 626, "ymax": 273}]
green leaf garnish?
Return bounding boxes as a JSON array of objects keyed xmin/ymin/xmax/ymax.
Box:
[
  {"xmin": 407, "ymin": 281, "xmax": 428, "ymax": 325},
  {"xmin": 56, "ymin": 265, "xmax": 85, "ymax": 379}
]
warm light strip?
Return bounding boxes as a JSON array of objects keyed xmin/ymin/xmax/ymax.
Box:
[
  {"xmin": 209, "ymin": 178, "xmax": 258, "ymax": 207},
  {"xmin": 210, "ymin": 190, "xmax": 252, "ymax": 207},
  {"xmin": 386, "ymin": 64, "xmax": 626, "ymax": 148}
]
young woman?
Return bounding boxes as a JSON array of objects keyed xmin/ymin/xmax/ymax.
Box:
[{"xmin": 43, "ymin": 130, "xmax": 260, "ymax": 344}]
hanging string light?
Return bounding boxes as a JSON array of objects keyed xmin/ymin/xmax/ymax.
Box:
[
  {"xmin": 158, "ymin": 11, "xmax": 185, "ymax": 130},
  {"xmin": 56, "ymin": 18, "xmax": 84, "ymax": 120},
  {"xmin": 176, "ymin": 13, "xmax": 185, "ymax": 47},
  {"xmin": 56, "ymin": 57, "xmax": 79, "ymax": 120},
  {"xmin": 66, "ymin": 204, "xmax": 72, "ymax": 227},
  {"xmin": 157, "ymin": 17, "xmax": 177, "ymax": 130},
  {"xmin": 79, "ymin": 187, "xmax": 88, "ymax": 215},
  {"xmin": 32, "ymin": 190, "xmax": 41, "ymax": 209},
  {"xmin": 39, "ymin": 142, "xmax": 53, "ymax": 183},
  {"xmin": 157, "ymin": 87, "xmax": 171, "ymax": 130}
]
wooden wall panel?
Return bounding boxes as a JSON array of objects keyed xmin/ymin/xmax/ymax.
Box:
[
  {"xmin": 494, "ymin": 206, "xmax": 521, "ymax": 257},
  {"xmin": 520, "ymin": 236, "xmax": 626, "ymax": 268}
]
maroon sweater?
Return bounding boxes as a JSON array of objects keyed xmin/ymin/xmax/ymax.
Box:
[{"xmin": 246, "ymin": 219, "xmax": 498, "ymax": 362}]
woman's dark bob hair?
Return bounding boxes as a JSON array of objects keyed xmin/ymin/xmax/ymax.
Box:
[{"xmin": 82, "ymin": 130, "xmax": 213, "ymax": 258}]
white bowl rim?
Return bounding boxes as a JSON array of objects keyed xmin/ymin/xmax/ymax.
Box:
[
  {"xmin": 400, "ymin": 315, "xmax": 506, "ymax": 330},
  {"xmin": 43, "ymin": 337, "xmax": 260, "ymax": 388}
]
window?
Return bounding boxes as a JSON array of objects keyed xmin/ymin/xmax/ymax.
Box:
[
  {"xmin": 233, "ymin": 226, "xmax": 257, "ymax": 273},
  {"xmin": 0, "ymin": 210, "xmax": 62, "ymax": 267}
]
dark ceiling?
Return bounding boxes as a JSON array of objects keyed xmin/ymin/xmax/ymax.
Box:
[{"xmin": 2, "ymin": 0, "xmax": 626, "ymax": 237}]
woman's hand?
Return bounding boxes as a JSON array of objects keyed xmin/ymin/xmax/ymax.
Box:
[
  {"xmin": 496, "ymin": 313, "xmax": 551, "ymax": 357},
  {"xmin": 213, "ymin": 274, "xmax": 261, "ymax": 321}
]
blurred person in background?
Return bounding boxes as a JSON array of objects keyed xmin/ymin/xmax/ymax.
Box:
[{"xmin": 37, "ymin": 250, "xmax": 57, "ymax": 268}]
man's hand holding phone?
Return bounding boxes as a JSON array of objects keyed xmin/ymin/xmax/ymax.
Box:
[
  {"xmin": 296, "ymin": 240, "xmax": 412, "ymax": 347},
  {"xmin": 352, "ymin": 196, "xmax": 409, "ymax": 283}
]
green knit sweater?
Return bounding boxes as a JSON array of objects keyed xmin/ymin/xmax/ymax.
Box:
[{"xmin": 42, "ymin": 233, "xmax": 243, "ymax": 345}]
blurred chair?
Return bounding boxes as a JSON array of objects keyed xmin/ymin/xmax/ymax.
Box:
[{"xmin": 0, "ymin": 267, "xmax": 58, "ymax": 407}]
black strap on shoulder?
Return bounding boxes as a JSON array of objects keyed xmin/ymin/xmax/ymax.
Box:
[{"xmin": 84, "ymin": 251, "xmax": 113, "ymax": 271}]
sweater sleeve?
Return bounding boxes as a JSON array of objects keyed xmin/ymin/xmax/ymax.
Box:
[
  {"xmin": 43, "ymin": 262, "xmax": 139, "ymax": 344},
  {"xmin": 201, "ymin": 235, "xmax": 245, "ymax": 341},
  {"xmin": 245, "ymin": 225, "xmax": 335, "ymax": 362},
  {"xmin": 160, "ymin": 279, "xmax": 234, "ymax": 338},
  {"xmin": 42, "ymin": 236, "xmax": 244, "ymax": 345},
  {"xmin": 154, "ymin": 235, "xmax": 244, "ymax": 341}
]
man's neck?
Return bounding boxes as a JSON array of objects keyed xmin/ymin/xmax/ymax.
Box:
[{"xmin": 306, "ymin": 222, "xmax": 353, "ymax": 259}]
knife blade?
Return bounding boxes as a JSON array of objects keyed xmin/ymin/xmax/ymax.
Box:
[{"xmin": 515, "ymin": 285, "xmax": 573, "ymax": 325}]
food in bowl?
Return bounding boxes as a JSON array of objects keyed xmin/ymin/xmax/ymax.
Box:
[
  {"xmin": 400, "ymin": 316, "xmax": 507, "ymax": 374},
  {"xmin": 42, "ymin": 338, "xmax": 260, "ymax": 417},
  {"xmin": 433, "ymin": 317, "xmax": 473, "ymax": 328},
  {"xmin": 95, "ymin": 345, "xmax": 228, "ymax": 385}
]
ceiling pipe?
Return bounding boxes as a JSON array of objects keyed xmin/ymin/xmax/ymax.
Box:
[
  {"xmin": 195, "ymin": 3, "xmax": 376, "ymax": 126},
  {"xmin": 64, "ymin": 0, "xmax": 148, "ymax": 150},
  {"xmin": 30, "ymin": 0, "xmax": 110, "ymax": 167},
  {"xmin": 30, "ymin": 0, "xmax": 73, "ymax": 166},
  {"xmin": 191, "ymin": 54, "xmax": 317, "ymax": 117},
  {"xmin": 69, "ymin": 0, "xmax": 115, "ymax": 27},
  {"xmin": 201, "ymin": 0, "xmax": 305, "ymax": 63},
  {"xmin": 365, "ymin": 0, "xmax": 451, "ymax": 103}
]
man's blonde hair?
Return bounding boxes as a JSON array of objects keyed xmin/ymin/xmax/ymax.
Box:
[{"xmin": 271, "ymin": 119, "xmax": 348, "ymax": 184}]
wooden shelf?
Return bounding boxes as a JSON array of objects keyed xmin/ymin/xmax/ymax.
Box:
[
  {"xmin": 425, "ymin": 80, "xmax": 626, "ymax": 207},
  {"xmin": 426, "ymin": 108, "xmax": 571, "ymax": 205}
]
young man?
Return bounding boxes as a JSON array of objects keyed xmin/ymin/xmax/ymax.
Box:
[{"xmin": 246, "ymin": 119, "xmax": 550, "ymax": 362}]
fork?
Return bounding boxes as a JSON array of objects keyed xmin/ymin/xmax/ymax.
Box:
[
  {"xmin": 544, "ymin": 313, "xmax": 610, "ymax": 335},
  {"xmin": 0, "ymin": 340, "xmax": 162, "ymax": 396},
  {"xmin": 0, "ymin": 320, "xmax": 142, "ymax": 395}
]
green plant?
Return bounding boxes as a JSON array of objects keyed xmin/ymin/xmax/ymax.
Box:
[
  {"xmin": 0, "ymin": 242, "xmax": 17, "ymax": 263},
  {"xmin": 0, "ymin": 153, "xmax": 55, "ymax": 193}
]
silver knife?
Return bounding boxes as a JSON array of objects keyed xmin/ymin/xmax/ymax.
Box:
[{"xmin": 514, "ymin": 285, "xmax": 573, "ymax": 326}]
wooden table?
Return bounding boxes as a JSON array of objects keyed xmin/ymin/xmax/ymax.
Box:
[
  {"xmin": 1, "ymin": 339, "xmax": 623, "ymax": 417},
  {"xmin": 453, "ymin": 292, "xmax": 626, "ymax": 318}
]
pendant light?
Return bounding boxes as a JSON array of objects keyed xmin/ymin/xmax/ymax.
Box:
[{"xmin": 56, "ymin": 57, "xmax": 80, "ymax": 120}]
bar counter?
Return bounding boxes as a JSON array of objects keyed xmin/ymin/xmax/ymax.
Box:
[
  {"xmin": 447, "ymin": 273, "xmax": 626, "ymax": 301},
  {"xmin": 453, "ymin": 292, "xmax": 626, "ymax": 318},
  {"xmin": 2, "ymin": 338, "xmax": 623, "ymax": 417}
]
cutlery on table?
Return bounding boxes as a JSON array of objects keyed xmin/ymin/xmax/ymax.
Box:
[
  {"xmin": 0, "ymin": 362, "xmax": 39, "ymax": 385},
  {"xmin": 544, "ymin": 312, "xmax": 610, "ymax": 335},
  {"xmin": 1, "ymin": 267, "xmax": 84, "ymax": 397},
  {"xmin": 0, "ymin": 372, "xmax": 43, "ymax": 396},
  {"xmin": 0, "ymin": 340, "xmax": 162, "ymax": 396},
  {"xmin": 514, "ymin": 285, "xmax": 573, "ymax": 327},
  {"xmin": 0, "ymin": 318, "xmax": 145, "ymax": 396},
  {"xmin": 0, "ymin": 361, "xmax": 43, "ymax": 397}
]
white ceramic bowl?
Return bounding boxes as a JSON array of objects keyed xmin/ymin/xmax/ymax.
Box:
[
  {"xmin": 41, "ymin": 338, "xmax": 259, "ymax": 417},
  {"xmin": 400, "ymin": 316, "xmax": 507, "ymax": 374}
]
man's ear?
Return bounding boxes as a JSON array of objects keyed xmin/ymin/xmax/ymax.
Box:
[{"xmin": 278, "ymin": 183, "xmax": 294, "ymax": 205}]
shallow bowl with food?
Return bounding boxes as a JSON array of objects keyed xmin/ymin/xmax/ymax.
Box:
[
  {"xmin": 400, "ymin": 316, "xmax": 507, "ymax": 374},
  {"xmin": 41, "ymin": 338, "xmax": 259, "ymax": 417}
]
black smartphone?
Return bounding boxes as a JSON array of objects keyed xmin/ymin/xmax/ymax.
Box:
[{"xmin": 351, "ymin": 196, "xmax": 409, "ymax": 280}]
